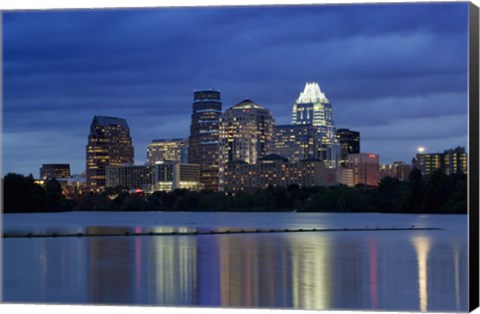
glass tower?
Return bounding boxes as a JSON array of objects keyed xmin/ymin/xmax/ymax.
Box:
[
  {"xmin": 292, "ymin": 82, "xmax": 339, "ymax": 168},
  {"xmin": 86, "ymin": 116, "xmax": 134, "ymax": 192},
  {"xmin": 188, "ymin": 89, "xmax": 222, "ymax": 191},
  {"xmin": 219, "ymin": 99, "xmax": 275, "ymax": 190}
]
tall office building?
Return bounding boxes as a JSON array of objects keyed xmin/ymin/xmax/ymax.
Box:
[
  {"xmin": 336, "ymin": 128, "xmax": 360, "ymax": 167},
  {"xmin": 86, "ymin": 116, "xmax": 134, "ymax": 192},
  {"xmin": 292, "ymin": 82, "xmax": 340, "ymax": 168},
  {"xmin": 188, "ymin": 90, "xmax": 222, "ymax": 191},
  {"xmin": 219, "ymin": 99, "xmax": 275, "ymax": 164},
  {"xmin": 273, "ymin": 124, "xmax": 318, "ymax": 162},
  {"xmin": 147, "ymin": 138, "xmax": 187, "ymax": 164},
  {"xmin": 219, "ymin": 99, "xmax": 275, "ymax": 189}
]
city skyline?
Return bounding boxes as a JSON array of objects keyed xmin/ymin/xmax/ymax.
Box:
[{"xmin": 3, "ymin": 2, "xmax": 469, "ymax": 176}]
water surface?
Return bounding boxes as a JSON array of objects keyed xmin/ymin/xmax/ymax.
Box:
[{"xmin": 2, "ymin": 212, "xmax": 468, "ymax": 312}]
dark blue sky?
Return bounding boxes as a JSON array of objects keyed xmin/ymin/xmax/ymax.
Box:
[{"xmin": 2, "ymin": 2, "xmax": 469, "ymax": 177}]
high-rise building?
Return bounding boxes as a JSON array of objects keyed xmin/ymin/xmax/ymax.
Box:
[
  {"xmin": 219, "ymin": 99, "xmax": 275, "ymax": 172},
  {"xmin": 147, "ymin": 138, "xmax": 187, "ymax": 164},
  {"xmin": 273, "ymin": 124, "xmax": 318, "ymax": 163},
  {"xmin": 292, "ymin": 82, "xmax": 340, "ymax": 168},
  {"xmin": 347, "ymin": 153, "xmax": 380, "ymax": 187},
  {"xmin": 219, "ymin": 99, "xmax": 275, "ymax": 190},
  {"xmin": 40, "ymin": 163, "xmax": 71, "ymax": 179},
  {"xmin": 188, "ymin": 90, "xmax": 222, "ymax": 191},
  {"xmin": 86, "ymin": 116, "xmax": 134, "ymax": 192},
  {"xmin": 336, "ymin": 128, "xmax": 360, "ymax": 167}
]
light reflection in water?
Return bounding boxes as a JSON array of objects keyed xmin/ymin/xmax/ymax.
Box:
[
  {"xmin": 289, "ymin": 235, "xmax": 331, "ymax": 310},
  {"xmin": 2, "ymin": 224, "xmax": 468, "ymax": 312},
  {"xmin": 411, "ymin": 236, "xmax": 431, "ymax": 312},
  {"xmin": 367, "ymin": 238, "xmax": 378, "ymax": 309},
  {"xmin": 151, "ymin": 227, "xmax": 197, "ymax": 305}
]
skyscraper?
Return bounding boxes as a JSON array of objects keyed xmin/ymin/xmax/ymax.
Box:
[
  {"xmin": 188, "ymin": 90, "xmax": 222, "ymax": 191},
  {"xmin": 273, "ymin": 124, "xmax": 318, "ymax": 162},
  {"xmin": 219, "ymin": 99, "xmax": 275, "ymax": 189},
  {"xmin": 86, "ymin": 116, "xmax": 134, "ymax": 192},
  {"xmin": 336, "ymin": 128, "xmax": 360, "ymax": 167},
  {"xmin": 292, "ymin": 82, "xmax": 340, "ymax": 168}
]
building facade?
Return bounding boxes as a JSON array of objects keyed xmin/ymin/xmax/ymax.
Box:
[
  {"xmin": 106, "ymin": 162, "xmax": 203, "ymax": 192},
  {"xmin": 380, "ymin": 161, "xmax": 412, "ymax": 181},
  {"xmin": 336, "ymin": 128, "xmax": 360, "ymax": 167},
  {"xmin": 273, "ymin": 124, "xmax": 318, "ymax": 163},
  {"xmin": 86, "ymin": 116, "xmax": 134, "ymax": 192},
  {"xmin": 40, "ymin": 163, "xmax": 71, "ymax": 179},
  {"xmin": 188, "ymin": 90, "xmax": 222, "ymax": 191},
  {"xmin": 106, "ymin": 164, "xmax": 155, "ymax": 191},
  {"xmin": 414, "ymin": 146, "xmax": 467, "ymax": 176},
  {"xmin": 147, "ymin": 138, "xmax": 187, "ymax": 164},
  {"xmin": 219, "ymin": 99, "xmax": 275, "ymax": 189},
  {"xmin": 291, "ymin": 82, "xmax": 340, "ymax": 168},
  {"xmin": 347, "ymin": 153, "xmax": 380, "ymax": 187},
  {"xmin": 223, "ymin": 154, "xmax": 337, "ymax": 193}
]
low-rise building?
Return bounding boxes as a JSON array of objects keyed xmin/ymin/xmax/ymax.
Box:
[
  {"xmin": 223, "ymin": 154, "xmax": 338, "ymax": 193},
  {"xmin": 347, "ymin": 153, "xmax": 380, "ymax": 187}
]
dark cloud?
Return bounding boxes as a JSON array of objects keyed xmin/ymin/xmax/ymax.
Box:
[{"xmin": 2, "ymin": 3, "xmax": 469, "ymax": 176}]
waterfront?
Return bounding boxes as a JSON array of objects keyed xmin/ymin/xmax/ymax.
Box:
[{"xmin": 2, "ymin": 212, "xmax": 468, "ymax": 312}]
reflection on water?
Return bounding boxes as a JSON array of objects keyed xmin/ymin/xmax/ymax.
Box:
[
  {"xmin": 411, "ymin": 236, "xmax": 431, "ymax": 312},
  {"xmin": 3, "ymin": 226, "xmax": 468, "ymax": 311}
]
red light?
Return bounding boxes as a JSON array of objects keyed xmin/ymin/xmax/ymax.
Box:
[{"xmin": 368, "ymin": 154, "xmax": 376, "ymax": 158}]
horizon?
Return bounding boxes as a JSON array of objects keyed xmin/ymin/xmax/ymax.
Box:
[{"xmin": 2, "ymin": 2, "xmax": 469, "ymax": 177}]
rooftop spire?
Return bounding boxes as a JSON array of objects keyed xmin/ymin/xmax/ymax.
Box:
[{"xmin": 296, "ymin": 82, "xmax": 329, "ymax": 104}]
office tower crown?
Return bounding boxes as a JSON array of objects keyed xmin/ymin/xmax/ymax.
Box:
[
  {"xmin": 230, "ymin": 99, "xmax": 265, "ymax": 110},
  {"xmin": 296, "ymin": 82, "xmax": 329, "ymax": 104}
]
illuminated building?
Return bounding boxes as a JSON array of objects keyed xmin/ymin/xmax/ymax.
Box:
[
  {"xmin": 292, "ymin": 82, "xmax": 340, "ymax": 168},
  {"xmin": 414, "ymin": 146, "xmax": 467, "ymax": 177},
  {"xmin": 442, "ymin": 146, "xmax": 467, "ymax": 175},
  {"xmin": 188, "ymin": 89, "xmax": 222, "ymax": 191},
  {"xmin": 154, "ymin": 161, "xmax": 203, "ymax": 192},
  {"xmin": 106, "ymin": 162, "xmax": 203, "ymax": 192},
  {"xmin": 347, "ymin": 153, "xmax": 380, "ymax": 187},
  {"xmin": 86, "ymin": 116, "xmax": 134, "ymax": 192},
  {"xmin": 106, "ymin": 164, "xmax": 155, "ymax": 191},
  {"xmin": 335, "ymin": 128, "xmax": 360, "ymax": 167},
  {"xmin": 219, "ymin": 99, "xmax": 275, "ymax": 190},
  {"xmin": 147, "ymin": 138, "xmax": 187, "ymax": 164},
  {"xmin": 223, "ymin": 154, "xmax": 337, "ymax": 193},
  {"xmin": 39, "ymin": 163, "xmax": 71, "ymax": 179},
  {"xmin": 273, "ymin": 124, "xmax": 318, "ymax": 163},
  {"xmin": 338, "ymin": 167, "xmax": 355, "ymax": 187},
  {"xmin": 414, "ymin": 153, "xmax": 442, "ymax": 177},
  {"xmin": 380, "ymin": 161, "xmax": 412, "ymax": 181}
]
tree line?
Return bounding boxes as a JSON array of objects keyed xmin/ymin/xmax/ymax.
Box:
[{"xmin": 3, "ymin": 168, "xmax": 467, "ymax": 214}]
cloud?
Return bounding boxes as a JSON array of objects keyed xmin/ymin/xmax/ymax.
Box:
[{"xmin": 2, "ymin": 3, "xmax": 469, "ymax": 176}]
